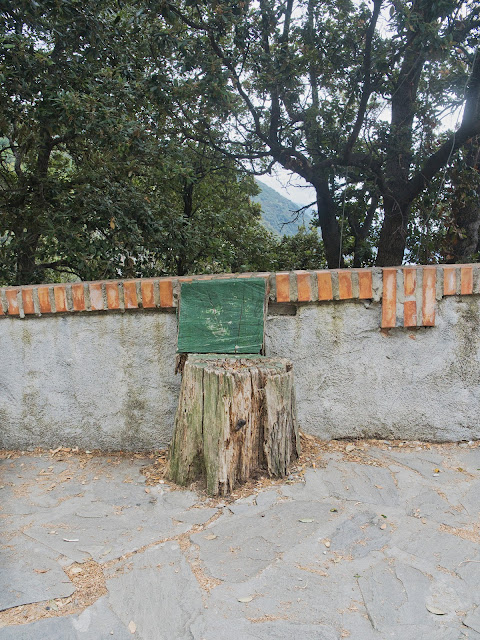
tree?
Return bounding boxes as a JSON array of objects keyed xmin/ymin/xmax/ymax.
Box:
[
  {"xmin": 158, "ymin": 0, "xmax": 480, "ymax": 267},
  {"xmin": 0, "ymin": 0, "xmax": 277, "ymax": 285}
]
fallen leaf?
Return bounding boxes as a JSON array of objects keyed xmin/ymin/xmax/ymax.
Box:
[
  {"xmin": 330, "ymin": 508, "xmax": 338, "ymax": 513},
  {"xmin": 237, "ymin": 596, "xmax": 253, "ymax": 603},
  {"xmin": 34, "ymin": 569, "xmax": 50, "ymax": 574},
  {"xmin": 426, "ymin": 604, "xmax": 446, "ymax": 615},
  {"xmin": 70, "ymin": 567, "xmax": 83, "ymax": 574},
  {"xmin": 323, "ymin": 539, "xmax": 331, "ymax": 548},
  {"xmin": 380, "ymin": 524, "xmax": 386, "ymax": 530},
  {"xmin": 457, "ymin": 467, "xmax": 464, "ymax": 472},
  {"xmin": 374, "ymin": 485, "xmax": 383, "ymax": 489},
  {"xmin": 128, "ymin": 621, "xmax": 136, "ymax": 633},
  {"xmin": 204, "ymin": 534, "xmax": 217, "ymax": 540},
  {"xmin": 299, "ymin": 518, "xmax": 315, "ymax": 523},
  {"xmin": 434, "ymin": 468, "xmax": 440, "ymax": 473}
]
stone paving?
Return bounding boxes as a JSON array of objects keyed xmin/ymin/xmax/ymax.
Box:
[{"xmin": 1, "ymin": 442, "xmax": 480, "ymax": 639}]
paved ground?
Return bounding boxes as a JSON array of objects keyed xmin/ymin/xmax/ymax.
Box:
[{"xmin": 1, "ymin": 440, "xmax": 480, "ymax": 639}]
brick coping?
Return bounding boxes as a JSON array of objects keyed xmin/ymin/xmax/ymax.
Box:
[{"xmin": 0, "ymin": 265, "xmax": 478, "ymax": 328}]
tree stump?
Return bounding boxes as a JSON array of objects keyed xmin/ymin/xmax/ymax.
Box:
[{"xmin": 167, "ymin": 355, "xmax": 300, "ymax": 496}]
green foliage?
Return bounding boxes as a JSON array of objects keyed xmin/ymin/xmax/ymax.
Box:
[{"xmin": 0, "ymin": 1, "xmax": 281, "ymax": 285}]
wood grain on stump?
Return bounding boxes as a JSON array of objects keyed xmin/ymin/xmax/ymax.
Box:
[{"xmin": 167, "ymin": 355, "xmax": 300, "ymax": 496}]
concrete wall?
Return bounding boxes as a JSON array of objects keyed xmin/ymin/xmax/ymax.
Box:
[
  {"xmin": 1, "ymin": 312, "xmax": 180, "ymax": 451},
  {"xmin": 2, "ymin": 266, "xmax": 480, "ymax": 450},
  {"xmin": 267, "ymin": 298, "xmax": 480, "ymax": 442}
]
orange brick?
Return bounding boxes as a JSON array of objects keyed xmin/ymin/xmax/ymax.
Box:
[
  {"xmin": 22, "ymin": 288, "xmax": 35, "ymax": 315},
  {"xmin": 159, "ymin": 279, "xmax": 174, "ymax": 308},
  {"xmin": 338, "ymin": 271, "xmax": 353, "ymax": 299},
  {"xmin": 5, "ymin": 289, "xmax": 19, "ymax": 315},
  {"xmin": 0, "ymin": 296, "xmax": 3, "ymax": 315},
  {"xmin": 403, "ymin": 300, "xmax": 417, "ymax": 327},
  {"xmin": 89, "ymin": 282, "xmax": 103, "ymax": 311},
  {"xmin": 141, "ymin": 280, "xmax": 155, "ymax": 308},
  {"xmin": 71, "ymin": 283, "xmax": 86, "ymax": 311},
  {"xmin": 106, "ymin": 282, "xmax": 120, "ymax": 309},
  {"xmin": 317, "ymin": 271, "xmax": 333, "ymax": 301},
  {"xmin": 358, "ymin": 270, "xmax": 373, "ymax": 299},
  {"xmin": 461, "ymin": 266, "xmax": 473, "ymax": 295},
  {"xmin": 276, "ymin": 273, "xmax": 290, "ymax": 303},
  {"xmin": 422, "ymin": 267, "xmax": 436, "ymax": 326},
  {"xmin": 53, "ymin": 285, "xmax": 67, "ymax": 313},
  {"xmin": 381, "ymin": 269, "xmax": 397, "ymax": 328},
  {"xmin": 123, "ymin": 281, "xmax": 138, "ymax": 309},
  {"xmin": 37, "ymin": 286, "xmax": 51, "ymax": 313},
  {"xmin": 443, "ymin": 266, "xmax": 457, "ymax": 295},
  {"xmin": 296, "ymin": 272, "xmax": 312, "ymax": 302},
  {"xmin": 403, "ymin": 268, "xmax": 416, "ymax": 297}
]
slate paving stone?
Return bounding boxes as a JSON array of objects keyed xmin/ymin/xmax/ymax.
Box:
[
  {"xmin": 107, "ymin": 545, "xmax": 204, "ymax": 640},
  {"xmin": 174, "ymin": 507, "xmax": 218, "ymax": 525},
  {"xmin": 404, "ymin": 488, "xmax": 473, "ymax": 528},
  {"xmin": 322, "ymin": 461, "xmax": 400, "ymax": 506},
  {"xmin": 2, "ymin": 446, "xmax": 480, "ymax": 639},
  {"xmin": 358, "ymin": 560, "xmax": 433, "ymax": 631},
  {"xmin": 191, "ymin": 617, "xmax": 342, "ymax": 640},
  {"xmin": 464, "ymin": 606, "xmax": 480, "ymax": 634},
  {"xmin": 389, "ymin": 517, "xmax": 480, "ymax": 571},
  {"xmin": 0, "ymin": 597, "xmax": 131, "ymax": 639},
  {"xmin": 0, "ymin": 538, "xmax": 75, "ymax": 611},
  {"xmin": 191, "ymin": 501, "xmax": 336, "ymax": 582}
]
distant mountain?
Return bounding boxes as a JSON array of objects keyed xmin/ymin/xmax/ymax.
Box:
[{"xmin": 253, "ymin": 179, "xmax": 313, "ymax": 237}]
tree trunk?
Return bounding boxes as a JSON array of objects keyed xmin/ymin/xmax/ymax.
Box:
[
  {"xmin": 314, "ymin": 178, "xmax": 344, "ymax": 269},
  {"xmin": 167, "ymin": 355, "xmax": 300, "ymax": 496},
  {"xmin": 375, "ymin": 195, "xmax": 411, "ymax": 266}
]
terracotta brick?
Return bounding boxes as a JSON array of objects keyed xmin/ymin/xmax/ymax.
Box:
[
  {"xmin": 403, "ymin": 300, "xmax": 417, "ymax": 327},
  {"xmin": 89, "ymin": 282, "xmax": 104, "ymax": 311},
  {"xmin": 357, "ymin": 270, "xmax": 373, "ymax": 299},
  {"xmin": 443, "ymin": 266, "xmax": 457, "ymax": 295},
  {"xmin": 422, "ymin": 267, "xmax": 436, "ymax": 326},
  {"xmin": 106, "ymin": 282, "xmax": 120, "ymax": 309},
  {"xmin": 338, "ymin": 271, "xmax": 353, "ymax": 299},
  {"xmin": 159, "ymin": 279, "xmax": 173, "ymax": 308},
  {"xmin": 296, "ymin": 272, "xmax": 312, "ymax": 302},
  {"xmin": 123, "ymin": 281, "xmax": 138, "ymax": 309},
  {"xmin": 53, "ymin": 285, "xmax": 67, "ymax": 313},
  {"xmin": 141, "ymin": 280, "xmax": 155, "ymax": 308},
  {"xmin": 317, "ymin": 271, "xmax": 333, "ymax": 301},
  {"xmin": 37, "ymin": 286, "xmax": 51, "ymax": 313},
  {"xmin": 276, "ymin": 273, "xmax": 290, "ymax": 303},
  {"xmin": 0, "ymin": 296, "xmax": 3, "ymax": 315},
  {"xmin": 403, "ymin": 268, "xmax": 416, "ymax": 297},
  {"xmin": 461, "ymin": 266, "xmax": 473, "ymax": 295},
  {"xmin": 5, "ymin": 289, "xmax": 19, "ymax": 315},
  {"xmin": 71, "ymin": 283, "xmax": 86, "ymax": 311},
  {"xmin": 381, "ymin": 269, "xmax": 397, "ymax": 328},
  {"xmin": 22, "ymin": 288, "xmax": 35, "ymax": 315}
]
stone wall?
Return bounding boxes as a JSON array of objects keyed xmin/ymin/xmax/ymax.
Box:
[{"xmin": 2, "ymin": 265, "xmax": 480, "ymax": 450}]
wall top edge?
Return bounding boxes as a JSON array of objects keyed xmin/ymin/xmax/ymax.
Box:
[
  {"xmin": 1, "ymin": 264, "xmax": 479, "ymax": 320},
  {"xmin": 1, "ymin": 263, "xmax": 478, "ymax": 292}
]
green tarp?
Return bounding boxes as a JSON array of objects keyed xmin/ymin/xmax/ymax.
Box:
[{"xmin": 177, "ymin": 278, "xmax": 266, "ymax": 354}]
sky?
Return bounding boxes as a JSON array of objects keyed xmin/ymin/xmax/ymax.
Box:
[{"xmin": 256, "ymin": 168, "xmax": 316, "ymax": 207}]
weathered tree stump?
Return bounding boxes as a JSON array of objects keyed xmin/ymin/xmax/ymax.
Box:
[{"xmin": 167, "ymin": 355, "xmax": 300, "ymax": 496}]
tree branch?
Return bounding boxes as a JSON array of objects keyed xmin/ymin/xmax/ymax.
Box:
[{"xmin": 342, "ymin": 0, "xmax": 382, "ymax": 163}]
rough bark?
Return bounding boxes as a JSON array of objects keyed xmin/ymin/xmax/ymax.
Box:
[{"xmin": 167, "ymin": 355, "xmax": 299, "ymax": 496}]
